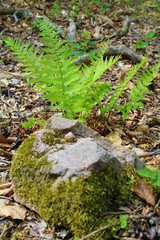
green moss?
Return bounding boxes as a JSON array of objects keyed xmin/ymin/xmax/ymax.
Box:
[
  {"xmin": 41, "ymin": 131, "xmax": 62, "ymax": 146},
  {"xmin": 11, "ymin": 133, "xmax": 135, "ymax": 239}
]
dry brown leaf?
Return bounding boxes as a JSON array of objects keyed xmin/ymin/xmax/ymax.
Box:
[
  {"xmin": 0, "ymin": 143, "xmax": 12, "ymax": 148},
  {"xmin": 0, "ymin": 182, "xmax": 12, "ymax": 190},
  {"xmin": 0, "ymin": 182, "xmax": 13, "ymax": 196},
  {"xmin": 136, "ymin": 124, "xmax": 150, "ymax": 134},
  {"xmin": 0, "ymin": 185, "xmax": 13, "ymax": 196},
  {"xmin": 7, "ymin": 137, "xmax": 17, "ymax": 144},
  {"xmin": 0, "ymin": 205, "xmax": 26, "ymax": 220},
  {"xmin": 0, "ymin": 133, "xmax": 8, "ymax": 144},
  {"xmin": 132, "ymin": 179, "xmax": 155, "ymax": 206},
  {"xmin": 125, "ymin": 81, "xmax": 133, "ymax": 90},
  {"xmin": 146, "ymin": 157, "xmax": 160, "ymax": 165},
  {"xmin": 0, "ymin": 79, "xmax": 9, "ymax": 87},
  {"xmin": 106, "ymin": 132, "xmax": 122, "ymax": 146},
  {"xmin": 0, "ymin": 149, "xmax": 13, "ymax": 157}
]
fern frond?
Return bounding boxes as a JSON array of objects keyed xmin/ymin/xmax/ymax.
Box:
[
  {"xmin": 107, "ymin": 57, "xmax": 148, "ymax": 112},
  {"xmin": 4, "ymin": 19, "xmax": 120, "ymax": 121},
  {"xmin": 4, "ymin": 38, "xmax": 42, "ymax": 71},
  {"xmin": 114, "ymin": 60, "xmax": 160, "ymax": 119},
  {"xmin": 129, "ymin": 61, "xmax": 160, "ymax": 108}
]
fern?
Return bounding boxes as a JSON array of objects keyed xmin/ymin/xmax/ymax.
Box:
[
  {"xmin": 124, "ymin": 61, "xmax": 160, "ymax": 119},
  {"xmin": 107, "ymin": 58, "xmax": 160, "ymax": 119},
  {"xmin": 4, "ymin": 19, "xmax": 119, "ymax": 122},
  {"xmin": 4, "ymin": 19, "xmax": 159, "ymax": 122}
]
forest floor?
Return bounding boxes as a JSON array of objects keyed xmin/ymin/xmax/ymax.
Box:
[{"xmin": 0, "ymin": 0, "xmax": 160, "ymax": 239}]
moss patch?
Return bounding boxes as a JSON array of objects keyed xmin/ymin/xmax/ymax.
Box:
[
  {"xmin": 11, "ymin": 133, "xmax": 135, "ymax": 238},
  {"xmin": 41, "ymin": 131, "xmax": 62, "ymax": 146}
]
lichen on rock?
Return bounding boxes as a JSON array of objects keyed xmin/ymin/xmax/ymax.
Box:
[{"xmin": 11, "ymin": 117, "xmax": 137, "ymax": 238}]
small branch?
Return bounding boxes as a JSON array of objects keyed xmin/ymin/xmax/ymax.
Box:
[
  {"xmin": 110, "ymin": 16, "xmax": 137, "ymax": 39},
  {"xmin": 77, "ymin": 16, "xmax": 138, "ymax": 44},
  {"xmin": 74, "ymin": 44, "xmax": 143, "ymax": 65},
  {"xmin": 137, "ymin": 149, "xmax": 160, "ymax": 157},
  {"xmin": 104, "ymin": 45, "xmax": 143, "ymax": 62},
  {"xmin": 0, "ymin": 7, "xmax": 29, "ymax": 16},
  {"xmin": 79, "ymin": 225, "xmax": 109, "ymax": 240},
  {"xmin": 0, "ymin": 8, "xmax": 18, "ymax": 15},
  {"xmin": 0, "ymin": 7, "xmax": 31, "ymax": 22}
]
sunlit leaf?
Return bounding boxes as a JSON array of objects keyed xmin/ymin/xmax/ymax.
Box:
[
  {"xmin": 120, "ymin": 215, "xmax": 127, "ymax": 229},
  {"xmin": 133, "ymin": 179, "xmax": 155, "ymax": 206},
  {"xmin": 0, "ymin": 205, "xmax": 26, "ymax": 220}
]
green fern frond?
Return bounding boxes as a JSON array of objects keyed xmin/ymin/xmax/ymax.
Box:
[
  {"xmin": 5, "ymin": 18, "xmax": 158, "ymax": 122},
  {"xmin": 113, "ymin": 60, "xmax": 160, "ymax": 119},
  {"xmin": 129, "ymin": 61, "xmax": 160, "ymax": 108},
  {"xmin": 107, "ymin": 57, "xmax": 148, "ymax": 112},
  {"xmin": 4, "ymin": 38, "xmax": 43, "ymax": 82}
]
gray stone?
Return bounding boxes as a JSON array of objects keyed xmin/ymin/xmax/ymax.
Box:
[
  {"xmin": 11, "ymin": 116, "xmax": 139, "ymax": 237},
  {"xmin": 47, "ymin": 137, "xmax": 120, "ymax": 188},
  {"xmin": 64, "ymin": 132, "xmax": 76, "ymax": 142},
  {"xmin": 46, "ymin": 116, "xmax": 136, "ymax": 165},
  {"xmin": 22, "ymin": 116, "xmax": 137, "ymax": 188}
]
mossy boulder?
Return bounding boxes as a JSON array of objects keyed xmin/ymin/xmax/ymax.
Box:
[{"xmin": 11, "ymin": 117, "xmax": 138, "ymax": 238}]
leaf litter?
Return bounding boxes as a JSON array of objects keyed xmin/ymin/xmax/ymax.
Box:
[{"xmin": 0, "ymin": 0, "xmax": 159, "ymax": 239}]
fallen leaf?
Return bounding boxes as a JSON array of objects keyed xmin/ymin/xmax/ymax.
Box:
[
  {"xmin": 0, "ymin": 79, "xmax": 9, "ymax": 87},
  {"xmin": 136, "ymin": 124, "xmax": 150, "ymax": 134},
  {"xmin": 0, "ymin": 149, "xmax": 13, "ymax": 158},
  {"xmin": 0, "ymin": 182, "xmax": 12, "ymax": 189},
  {"xmin": 138, "ymin": 144, "xmax": 149, "ymax": 150},
  {"xmin": 146, "ymin": 157, "xmax": 160, "ymax": 165},
  {"xmin": 0, "ymin": 133, "xmax": 8, "ymax": 144},
  {"xmin": 93, "ymin": 26, "xmax": 101, "ymax": 38},
  {"xmin": 0, "ymin": 185, "xmax": 13, "ymax": 196},
  {"xmin": 0, "ymin": 205, "xmax": 26, "ymax": 220},
  {"xmin": 132, "ymin": 179, "xmax": 155, "ymax": 206},
  {"xmin": 106, "ymin": 132, "xmax": 122, "ymax": 146},
  {"xmin": 125, "ymin": 81, "xmax": 133, "ymax": 90}
]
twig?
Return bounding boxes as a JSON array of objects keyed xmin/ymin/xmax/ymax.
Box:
[
  {"xmin": 110, "ymin": 16, "xmax": 137, "ymax": 39},
  {"xmin": 79, "ymin": 225, "xmax": 109, "ymax": 240},
  {"xmin": 137, "ymin": 149, "xmax": 160, "ymax": 157},
  {"xmin": 78, "ymin": 16, "xmax": 138, "ymax": 43},
  {"xmin": 0, "ymin": 159, "xmax": 11, "ymax": 164}
]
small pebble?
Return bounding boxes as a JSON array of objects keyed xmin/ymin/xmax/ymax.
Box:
[{"xmin": 64, "ymin": 132, "xmax": 76, "ymax": 142}]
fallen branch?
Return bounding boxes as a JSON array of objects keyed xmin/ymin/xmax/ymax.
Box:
[
  {"xmin": 0, "ymin": 8, "xmax": 19, "ymax": 15},
  {"xmin": 0, "ymin": 7, "xmax": 29, "ymax": 16},
  {"xmin": 110, "ymin": 16, "xmax": 138, "ymax": 39},
  {"xmin": 104, "ymin": 45, "xmax": 143, "ymax": 62},
  {"xmin": 0, "ymin": 8, "xmax": 30, "ymax": 22},
  {"xmin": 83, "ymin": 16, "xmax": 138, "ymax": 43},
  {"xmin": 137, "ymin": 149, "xmax": 160, "ymax": 157},
  {"xmin": 75, "ymin": 44, "xmax": 143, "ymax": 65}
]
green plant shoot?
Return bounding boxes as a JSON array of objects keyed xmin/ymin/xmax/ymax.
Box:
[
  {"xmin": 136, "ymin": 167, "xmax": 160, "ymax": 186},
  {"xmin": 120, "ymin": 215, "xmax": 127, "ymax": 229},
  {"xmin": 21, "ymin": 117, "xmax": 45, "ymax": 129}
]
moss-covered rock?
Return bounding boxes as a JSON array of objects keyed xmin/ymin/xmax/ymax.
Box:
[{"xmin": 11, "ymin": 117, "xmax": 136, "ymax": 238}]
